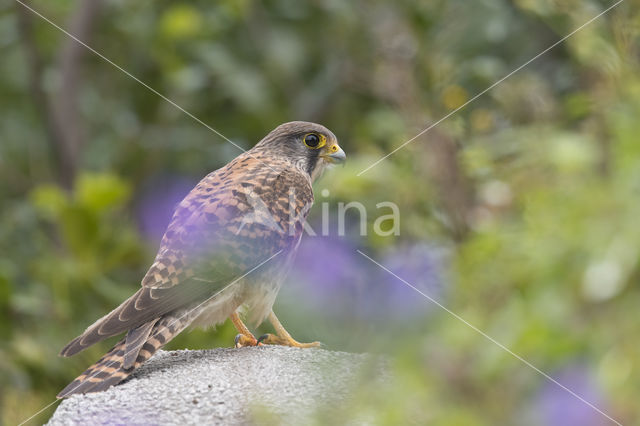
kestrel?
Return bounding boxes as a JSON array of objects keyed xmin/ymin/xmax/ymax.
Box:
[{"xmin": 57, "ymin": 121, "xmax": 345, "ymax": 398}]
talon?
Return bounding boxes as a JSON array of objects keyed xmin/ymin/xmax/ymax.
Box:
[
  {"xmin": 257, "ymin": 334, "xmax": 270, "ymax": 345},
  {"xmin": 234, "ymin": 333, "xmax": 258, "ymax": 348},
  {"xmin": 232, "ymin": 311, "xmax": 320, "ymax": 348}
]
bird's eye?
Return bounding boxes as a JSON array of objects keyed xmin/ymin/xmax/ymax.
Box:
[
  {"xmin": 304, "ymin": 133, "xmax": 321, "ymax": 148},
  {"xmin": 304, "ymin": 133, "xmax": 325, "ymax": 149}
]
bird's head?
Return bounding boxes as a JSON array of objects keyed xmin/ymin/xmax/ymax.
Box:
[{"xmin": 254, "ymin": 121, "xmax": 346, "ymax": 182}]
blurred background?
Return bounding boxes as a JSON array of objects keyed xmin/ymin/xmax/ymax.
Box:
[{"xmin": 1, "ymin": 0, "xmax": 639, "ymax": 424}]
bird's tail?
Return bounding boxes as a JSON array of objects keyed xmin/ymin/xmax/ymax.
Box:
[{"xmin": 57, "ymin": 314, "xmax": 188, "ymax": 398}]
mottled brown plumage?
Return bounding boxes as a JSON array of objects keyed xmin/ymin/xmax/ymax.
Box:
[{"xmin": 57, "ymin": 121, "xmax": 345, "ymax": 398}]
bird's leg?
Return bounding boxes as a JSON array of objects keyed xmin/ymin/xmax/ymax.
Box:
[
  {"xmin": 257, "ymin": 310, "xmax": 321, "ymax": 348},
  {"xmin": 230, "ymin": 312, "xmax": 260, "ymax": 348}
]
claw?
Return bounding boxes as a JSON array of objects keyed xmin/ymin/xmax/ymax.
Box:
[
  {"xmin": 257, "ymin": 334, "xmax": 269, "ymax": 345},
  {"xmin": 234, "ymin": 333, "xmax": 259, "ymax": 348}
]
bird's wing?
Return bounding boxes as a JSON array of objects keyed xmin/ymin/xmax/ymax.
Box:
[{"xmin": 60, "ymin": 159, "xmax": 313, "ymax": 357}]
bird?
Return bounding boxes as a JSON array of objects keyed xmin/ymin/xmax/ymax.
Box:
[{"xmin": 57, "ymin": 121, "xmax": 346, "ymax": 398}]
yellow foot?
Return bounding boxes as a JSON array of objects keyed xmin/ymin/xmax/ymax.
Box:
[
  {"xmin": 234, "ymin": 333, "xmax": 262, "ymax": 348},
  {"xmin": 230, "ymin": 312, "xmax": 262, "ymax": 348},
  {"xmin": 257, "ymin": 333, "xmax": 321, "ymax": 348},
  {"xmin": 259, "ymin": 310, "xmax": 322, "ymax": 348}
]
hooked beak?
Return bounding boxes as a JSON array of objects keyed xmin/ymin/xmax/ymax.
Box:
[{"xmin": 323, "ymin": 144, "xmax": 346, "ymax": 164}]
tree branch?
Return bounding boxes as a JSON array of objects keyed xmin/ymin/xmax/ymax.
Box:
[
  {"xmin": 16, "ymin": 0, "xmax": 103, "ymax": 188},
  {"xmin": 16, "ymin": 2, "xmax": 71, "ymax": 187}
]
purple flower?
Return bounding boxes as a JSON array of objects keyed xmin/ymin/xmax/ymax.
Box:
[
  {"xmin": 285, "ymin": 238, "xmax": 449, "ymax": 323},
  {"xmin": 374, "ymin": 243, "xmax": 448, "ymax": 319},
  {"xmin": 136, "ymin": 174, "xmax": 198, "ymax": 243},
  {"xmin": 533, "ymin": 364, "xmax": 610, "ymax": 426},
  {"xmin": 286, "ymin": 236, "xmax": 366, "ymax": 316}
]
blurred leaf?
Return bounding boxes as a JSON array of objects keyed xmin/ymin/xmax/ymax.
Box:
[
  {"xmin": 75, "ymin": 172, "xmax": 131, "ymax": 213},
  {"xmin": 160, "ymin": 5, "xmax": 203, "ymax": 39},
  {"xmin": 29, "ymin": 184, "xmax": 68, "ymax": 219}
]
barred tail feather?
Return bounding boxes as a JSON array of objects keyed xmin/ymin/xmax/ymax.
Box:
[
  {"xmin": 57, "ymin": 338, "xmax": 132, "ymax": 398},
  {"xmin": 123, "ymin": 319, "xmax": 158, "ymax": 369},
  {"xmin": 57, "ymin": 314, "xmax": 188, "ymax": 398}
]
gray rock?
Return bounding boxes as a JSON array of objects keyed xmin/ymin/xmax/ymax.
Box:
[{"xmin": 48, "ymin": 346, "xmax": 381, "ymax": 425}]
